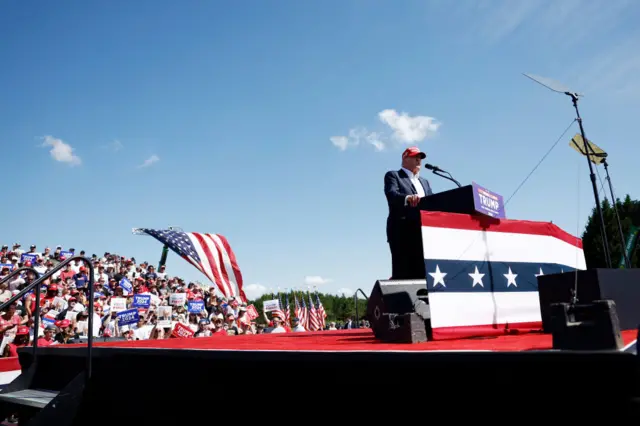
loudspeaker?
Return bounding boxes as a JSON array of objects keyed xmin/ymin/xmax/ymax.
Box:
[
  {"xmin": 376, "ymin": 313, "xmax": 428, "ymax": 343},
  {"xmin": 538, "ymin": 269, "xmax": 640, "ymax": 332},
  {"xmin": 367, "ymin": 279, "xmax": 430, "ymax": 341},
  {"xmin": 549, "ymin": 300, "xmax": 624, "ymax": 350}
]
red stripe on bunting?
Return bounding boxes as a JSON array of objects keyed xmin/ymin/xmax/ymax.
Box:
[{"xmin": 420, "ymin": 211, "xmax": 583, "ymax": 249}]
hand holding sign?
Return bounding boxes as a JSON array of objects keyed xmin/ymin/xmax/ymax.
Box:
[
  {"xmin": 132, "ymin": 294, "xmax": 151, "ymax": 309},
  {"xmin": 187, "ymin": 300, "xmax": 205, "ymax": 313},
  {"xmin": 263, "ymin": 299, "xmax": 280, "ymax": 312},
  {"xmin": 116, "ymin": 309, "xmax": 139, "ymax": 327},
  {"xmin": 110, "ymin": 297, "xmax": 127, "ymax": 312},
  {"xmin": 169, "ymin": 293, "xmax": 186, "ymax": 306},
  {"xmin": 171, "ymin": 322, "xmax": 194, "ymax": 339}
]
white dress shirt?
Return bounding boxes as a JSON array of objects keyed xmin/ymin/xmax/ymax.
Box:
[{"xmin": 402, "ymin": 167, "xmax": 426, "ymax": 204}]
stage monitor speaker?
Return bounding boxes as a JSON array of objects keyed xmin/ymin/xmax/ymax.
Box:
[
  {"xmin": 367, "ymin": 279, "xmax": 430, "ymax": 341},
  {"xmin": 376, "ymin": 313, "xmax": 428, "ymax": 343},
  {"xmin": 549, "ymin": 300, "xmax": 623, "ymax": 350},
  {"xmin": 538, "ymin": 269, "xmax": 640, "ymax": 332}
]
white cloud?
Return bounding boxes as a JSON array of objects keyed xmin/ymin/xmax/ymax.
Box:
[
  {"xmin": 330, "ymin": 127, "xmax": 383, "ymax": 151},
  {"xmin": 330, "ymin": 109, "xmax": 440, "ymax": 152},
  {"xmin": 137, "ymin": 154, "xmax": 160, "ymax": 168},
  {"xmin": 335, "ymin": 287, "xmax": 354, "ymax": 297},
  {"xmin": 243, "ymin": 283, "xmax": 268, "ymax": 301},
  {"xmin": 378, "ymin": 109, "xmax": 441, "ymax": 144},
  {"xmin": 366, "ymin": 131, "xmax": 385, "ymax": 152},
  {"xmin": 41, "ymin": 135, "xmax": 82, "ymax": 166},
  {"xmin": 330, "ymin": 136, "xmax": 350, "ymax": 151},
  {"xmin": 304, "ymin": 275, "xmax": 332, "ymax": 286}
]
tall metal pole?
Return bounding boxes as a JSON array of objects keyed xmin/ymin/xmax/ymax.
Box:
[
  {"xmin": 158, "ymin": 245, "xmax": 169, "ymax": 269},
  {"xmin": 603, "ymin": 159, "xmax": 630, "ymax": 268},
  {"xmin": 158, "ymin": 226, "xmax": 182, "ymax": 269},
  {"xmin": 354, "ymin": 293, "xmax": 359, "ymax": 329},
  {"xmin": 571, "ymin": 95, "xmax": 612, "ymax": 268}
]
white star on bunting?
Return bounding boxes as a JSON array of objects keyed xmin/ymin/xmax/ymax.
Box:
[
  {"xmin": 535, "ymin": 268, "xmax": 544, "ymax": 277},
  {"xmin": 468, "ymin": 266, "xmax": 485, "ymax": 287},
  {"xmin": 504, "ymin": 267, "xmax": 518, "ymax": 287},
  {"xmin": 429, "ymin": 265, "xmax": 447, "ymax": 288}
]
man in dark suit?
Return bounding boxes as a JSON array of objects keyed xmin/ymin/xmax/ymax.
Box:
[{"xmin": 384, "ymin": 146, "xmax": 433, "ymax": 280}]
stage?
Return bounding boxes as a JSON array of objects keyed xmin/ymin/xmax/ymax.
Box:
[
  {"xmin": 1, "ymin": 328, "xmax": 638, "ymax": 424},
  {"xmin": 46, "ymin": 328, "xmax": 640, "ymax": 352}
]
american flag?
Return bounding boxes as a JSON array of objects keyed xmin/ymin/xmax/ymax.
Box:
[
  {"xmin": 297, "ymin": 293, "xmax": 308, "ymax": 330},
  {"xmin": 284, "ymin": 292, "xmax": 291, "ymax": 325},
  {"xmin": 293, "ymin": 293, "xmax": 303, "ymax": 329},
  {"xmin": 136, "ymin": 228, "xmax": 247, "ymax": 302},
  {"xmin": 307, "ymin": 291, "xmax": 321, "ymax": 331},
  {"xmin": 315, "ymin": 292, "xmax": 327, "ymax": 329}
]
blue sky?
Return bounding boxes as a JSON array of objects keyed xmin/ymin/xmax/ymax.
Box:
[{"xmin": 2, "ymin": 1, "xmax": 639, "ymax": 299}]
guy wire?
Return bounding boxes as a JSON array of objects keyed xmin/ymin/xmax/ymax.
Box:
[{"xmin": 505, "ymin": 119, "xmax": 577, "ymax": 206}]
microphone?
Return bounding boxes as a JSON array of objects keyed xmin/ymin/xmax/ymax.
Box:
[{"xmin": 424, "ymin": 163, "xmax": 462, "ymax": 188}]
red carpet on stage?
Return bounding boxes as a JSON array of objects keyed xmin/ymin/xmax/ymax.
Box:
[{"xmin": 58, "ymin": 328, "xmax": 638, "ymax": 352}]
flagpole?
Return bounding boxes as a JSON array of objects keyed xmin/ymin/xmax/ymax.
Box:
[
  {"xmin": 158, "ymin": 245, "xmax": 169, "ymax": 269},
  {"xmin": 313, "ymin": 286, "xmax": 324, "ymax": 330},
  {"xmin": 158, "ymin": 226, "xmax": 183, "ymax": 269},
  {"xmin": 284, "ymin": 288, "xmax": 290, "ymax": 327}
]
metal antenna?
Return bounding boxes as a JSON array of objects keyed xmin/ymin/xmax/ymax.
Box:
[
  {"xmin": 523, "ymin": 73, "xmax": 612, "ymax": 269},
  {"xmin": 523, "ymin": 73, "xmax": 582, "ymax": 97}
]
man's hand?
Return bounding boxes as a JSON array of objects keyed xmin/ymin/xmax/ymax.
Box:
[{"xmin": 407, "ymin": 195, "xmax": 420, "ymax": 207}]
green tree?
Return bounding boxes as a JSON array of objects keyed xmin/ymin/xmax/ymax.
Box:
[
  {"xmin": 582, "ymin": 194, "xmax": 640, "ymax": 268},
  {"xmin": 247, "ymin": 291, "xmax": 368, "ymax": 325}
]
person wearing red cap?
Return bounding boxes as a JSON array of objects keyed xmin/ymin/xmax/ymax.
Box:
[
  {"xmin": 3, "ymin": 326, "xmax": 30, "ymax": 357},
  {"xmin": 384, "ymin": 146, "xmax": 433, "ymax": 279}
]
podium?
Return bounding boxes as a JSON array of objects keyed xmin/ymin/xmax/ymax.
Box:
[
  {"xmin": 370, "ymin": 182, "xmax": 515, "ymax": 342},
  {"xmin": 399, "ymin": 183, "xmax": 506, "ymax": 280},
  {"xmin": 419, "ymin": 183, "xmax": 506, "ymax": 219}
]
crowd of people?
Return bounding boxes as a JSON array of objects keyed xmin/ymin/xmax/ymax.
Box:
[{"xmin": 0, "ymin": 242, "xmax": 353, "ymax": 354}]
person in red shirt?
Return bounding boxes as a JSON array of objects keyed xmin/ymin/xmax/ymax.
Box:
[
  {"xmin": 37, "ymin": 326, "xmax": 56, "ymax": 346},
  {"xmin": 40, "ymin": 284, "xmax": 59, "ymax": 308},
  {"xmin": 58, "ymin": 263, "xmax": 75, "ymax": 282},
  {"xmin": 0, "ymin": 303, "xmax": 22, "ymax": 340},
  {"xmin": 3, "ymin": 326, "xmax": 30, "ymax": 357}
]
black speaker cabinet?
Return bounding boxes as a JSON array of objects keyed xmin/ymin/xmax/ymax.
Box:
[
  {"xmin": 376, "ymin": 313, "xmax": 428, "ymax": 344},
  {"xmin": 538, "ymin": 268, "xmax": 640, "ymax": 332},
  {"xmin": 549, "ymin": 300, "xmax": 623, "ymax": 350},
  {"xmin": 367, "ymin": 279, "xmax": 430, "ymax": 341}
]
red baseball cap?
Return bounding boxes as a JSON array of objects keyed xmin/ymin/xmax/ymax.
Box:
[{"xmin": 402, "ymin": 146, "xmax": 426, "ymax": 159}]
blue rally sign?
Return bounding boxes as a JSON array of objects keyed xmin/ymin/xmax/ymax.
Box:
[{"xmin": 471, "ymin": 182, "xmax": 506, "ymax": 219}]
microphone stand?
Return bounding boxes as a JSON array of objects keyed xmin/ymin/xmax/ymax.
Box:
[{"xmin": 432, "ymin": 169, "xmax": 462, "ymax": 188}]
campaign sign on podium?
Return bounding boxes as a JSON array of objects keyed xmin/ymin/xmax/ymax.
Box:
[{"xmin": 471, "ymin": 182, "xmax": 505, "ymax": 219}]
